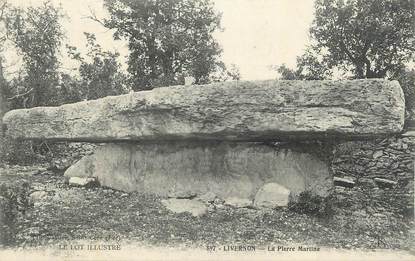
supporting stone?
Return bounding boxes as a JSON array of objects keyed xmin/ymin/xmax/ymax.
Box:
[
  {"xmin": 2, "ymin": 79, "xmax": 405, "ymax": 142},
  {"xmin": 254, "ymin": 183, "xmax": 291, "ymax": 208},
  {"xmin": 64, "ymin": 141, "xmax": 332, "ymax": 199}
]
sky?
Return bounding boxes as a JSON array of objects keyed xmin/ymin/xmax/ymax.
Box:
[{"xmin": 7, "ymin": 0, "xmax": 315, "ymax": 81}]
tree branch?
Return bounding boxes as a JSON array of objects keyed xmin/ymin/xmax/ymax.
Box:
[
  {"xmin": 0, "ymin": 1, "xmax": 7, "ymax": 20},
  {"xmin": 83, "ymin": 6, "xmax": 107, "ymax": 28},
  {"xmin": 340, "ymin": 40, "xmax": 357, "ymax": 64},
  {"xmin": 7, "ymin": 88, "xmax": 33, "ymax": 100}
]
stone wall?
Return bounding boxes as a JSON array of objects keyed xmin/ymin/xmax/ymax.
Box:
[{"xmin": 331, "ymin": 133, "xmax": 414, "ymax": 218}]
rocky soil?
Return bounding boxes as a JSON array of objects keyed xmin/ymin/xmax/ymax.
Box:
[{"xmin": 0, "ymin": 165, "xmax": 413, "ymax": 252}]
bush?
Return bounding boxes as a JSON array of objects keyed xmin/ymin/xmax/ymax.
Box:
[
  {"xmin": 0, "ymin": 180, "xmax": 31, "ymax": 246},
  {"xmin": 0, "ymin": 136, "xmax": 79, "ymax": 166},
  {"xmin": 1, "ymin": 139, "xmax": 45, "ymax": 165},
  {"xmin": 394, "ymin": 69, "xmax": 415, "ymax": 125},
  {"xmin": 288, "ymin": 191, "xmax": 335, "ymax": 219}
]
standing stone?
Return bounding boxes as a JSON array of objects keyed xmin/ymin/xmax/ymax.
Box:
[
  {"xmin": 2, "ymin": 79, "xmax": 405, "ymax": 142},
  {"xmin": 254, "ymin": 183, "xmax": 291, "ymax": 208},
  {"xmin": 64, "ymin": 142, "xmax": 332, "ymax": 198}
]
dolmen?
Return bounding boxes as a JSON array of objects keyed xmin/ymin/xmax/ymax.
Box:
[{"xmin": 2, "ymin": 79, "xmax": 405, "ymax": 205}]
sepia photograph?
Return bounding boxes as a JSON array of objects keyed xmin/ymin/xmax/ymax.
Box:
[{"xmin": 0, "ymin": 0, "xmax": 414, "ymax": 260}]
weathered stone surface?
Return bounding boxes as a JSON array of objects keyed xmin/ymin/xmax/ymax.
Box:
[
  {"xmin": 224, "ymin": 197, "xmax": 252, "ymax": 208},
  {"xmin": 64, "ymin": 141, "xmax": 332, "ymax": 198},
  {"xmin": 167, "ymin": 190, "xmax": 197, "ymax": 199},
  {"xmin": 161, "ymin": 199, "xmax": 207, "ymax": 217},
  {"xmin": 68, "ymin": 177, "xmax": 97, "ymax": 187},
  {"xmin": 402, "ymin": 131, "xmax": 415, "ymax": 137},
  {"xmin": 254, "ymin": 183, "xmax": 291, "ymax": 208},
  {"xmin": 2, "ymin": 79, "xmax": 405, "ymax": 142},
  {"xmin": 197, "ymin": 192, "xmax": 217, "ymax": 203},
  {"xmin": 373, "ymin": 150, "xmax": 384, "ymax": 159},
  {"xmin": 29, "ymin": 191, "xmax": 48, "ymax": 206},
  {"xmin": 374, "ymin": 178, "xmax": 398, "ymax": 188},
  {"xmin": 333, "ymin": 177, "xmax": 355, "ymax": 188}
]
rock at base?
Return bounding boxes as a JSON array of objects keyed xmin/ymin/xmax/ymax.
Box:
[
  {"xmin": 68, "ymin": 177, "xmax": 98, "ymax": 187},
  {"xmin": 161, "ymin": 199, "xmax": 207, "ymax": 217},
  {"xmin": 167, "ymin": 190, "xmax": 197, "ymax": 199},
  {"xmin": 254, "ymin": 183, "xmax": 291, "ymax": 208},
  {"xmin": 29, "ymin": 191, "xmax": 48, "ymax": 205},
  {"xmin": 50, "ymin": 158, "xmax": 72, "ymax": 171},
  {"xmin": 64, "ymin": 142, "xmax": 332, "ymax": 199},
  {"xmin": 402, "ymin": 131, "xmax": 415, "ymax": 137},
  {"xmin": 224, "ymin": 197, "xmax": 252, "ymax": 208}
]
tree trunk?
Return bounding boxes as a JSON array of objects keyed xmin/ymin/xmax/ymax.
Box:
[
  {"xmin": 0, "ymin": 59, "xmax": 9, "ymax": 161},
  {"xmin": 0, "ymin": 84, "xmax": 6, "ymax": 120},
  {"xmin": 0, "ymin": 59, "xmax": 8, "ymax": 124}
]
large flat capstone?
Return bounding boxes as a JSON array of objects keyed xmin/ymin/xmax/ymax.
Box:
[
  {"xmin": 64, "ymin": 142, "xmax": 332, "ymax": 198},
  {"xmin": 2, "ymin": 79, "xmax": 405, "ymax": 142}
]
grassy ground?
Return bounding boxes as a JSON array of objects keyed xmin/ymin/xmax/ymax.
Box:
[{"xmin": 0, "ymin": 165, "xmax": 414, "ymax": 254}]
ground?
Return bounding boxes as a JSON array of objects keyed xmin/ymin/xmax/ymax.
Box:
[{"xmin": 0, "ymin": 164, "xmax": 414, "ymax": 258}]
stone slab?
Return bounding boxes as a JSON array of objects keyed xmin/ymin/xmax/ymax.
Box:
[
  {"xmin": 64, "ymin": 141, "xmax": 332, "ymax": 198},
  {"xmin": 2, "ymin": 79, "xmax": 405, "ymax": 142},
  {"xmin": 254, "ymin": 183, "xmax": 291, "ymax": 208}
]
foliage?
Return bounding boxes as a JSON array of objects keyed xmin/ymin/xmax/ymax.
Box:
[
  {"xmin": 102, "ymin": 0, "xmax": 230, "ymax": 90},
  {"xmin": 0, "ymin": 0, "xmax": 9, "ymax": 117},
  {"xmin": 311, "ymin": 0, "xmax": 414, "ymax": 79},
  {"xmin": 277, "ymin": 0, "xmax": 414, "ymax": 80},
  {"xmin": 210, "ymin": 63, "xmax": 241, "ymax": 82},
  {"xmin": 67, "ymin": 33, "xmax": 129, "ymax": 100},
  {"xmin": 276, "ymin": 0, "xmax": 415, "ymax": 118},
  {"xmin": 4, "ymin": 1, "xmax": 64, "ymax": 108},
  {"xmin": 55, "ymin": 73, "xmax": 84, "ymax": 104},
  {"xmin": 392, "ymin": 68, "xmax": 415, "ymax": 118},
  {"xmin": 0, "ymin": 180, "xmax": 31, "ymax": 246},
  {"xmin": 1, "ymin": 139, "xmax": 51, "ymax": 165},
  {"xmin": 277, "ymin": 46, "xmax": 334, "ymax": 80},
  {"xmin": 288, "ymin": 191, "xmax": 335, "ymax": 219}
]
